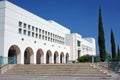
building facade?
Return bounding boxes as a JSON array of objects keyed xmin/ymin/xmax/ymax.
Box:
[{"xmin": 0, "ymin": 0, "xmax": 96, "ymax": 64}]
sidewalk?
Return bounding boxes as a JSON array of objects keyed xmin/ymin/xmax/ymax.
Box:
[{"xmin": 0, "ymin": 73, "xmax": 119, "ymax": 80}]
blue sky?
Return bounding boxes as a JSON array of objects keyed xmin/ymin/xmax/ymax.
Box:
[{"xmin": 7, "ymin": 0, "xmax": 120, "ymax": 54}]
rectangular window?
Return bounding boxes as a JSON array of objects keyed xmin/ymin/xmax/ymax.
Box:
[
  {"xmin": 45, "ymin": 31, "xmax": 47, "ymax": 35},
  {"xmin": 45, "ymin": 36, "xmax": 47, "ymax": 40},
  {"xmin": 36, "ymin": 33, "xmax": 38, "ymax": 38},
  {"xmin": 39, "ymin": 35, "xmax": 41, "ymax": 39},
  {"xmin": 77, "ymin": 40, "xmax": 81, "ymax": 47},
  {"xmin": 39, "ymin": 29, "xmax": 41, "ymax": 33},
  {"xmin": 32, "ymin": 32, "xmax": 34, "ymax": 37},
  {"xmin": 19, "ymin": 21, "xmax": 22, "ymax": 27},
  {"xmin": 23, "ymin": 23, "xmax": 27, "ymax": 28},
  {"xmin": 23, "ymin": 30, "xmax": 26, "ymax": 35},
  {"xmin": 28, "ymin": 25, "xmax": 31, "ymax": 30},
  {"xmin": 32, "ymin": 26, "xmax": 34, "ymax": 31},
  {"xmin": 36, "ymin": 28, "xmax": 38, "ymax": 32},
  {"xmin": 18, "ymin": 28, "xmax": 22, "ymax": 34},
  {"xmin": 28, "ymin": 31, "xmax": 31, "ymax": 36},
  {"xmin": 42, "ymin": 35, "xmax": 44, "ymax": 40},
  {"xmin": 42, "ymin": 30, "xmax": 44, "ymax": 34},
  {"xmin": 48, "ymin": 32, "xmax": 50, "ymax": 36}
]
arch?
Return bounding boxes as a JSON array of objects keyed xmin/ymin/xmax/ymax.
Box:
[
  {"xmin": 60, "ymin": 52, "xmax": 64, "ymax": 63},
  {"xmin": 36, "ymin": 49, "xmax": 44, "ymax": 64},
  {"xmin": 24, "ymin": 47, "xmax": 34, "ymax": 64},
  {"xmin": 54, "ymin": 51, "xmax": 59, "ymax": 64},
  {"xmin": 46, "ymin": 50, "xmax": 52, "ymax": 64},
  {"xmin": 8, "ymin": 45, "xmax": 21, "ymax": 64},
  {"xmin": 66, "ymin": 53, "xmax": 69, "ymax": 63}
]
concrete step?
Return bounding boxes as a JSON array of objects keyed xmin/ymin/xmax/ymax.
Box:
[{"xmin": 5, "ymin": 63, "xmax": 109, "ymax": 77}]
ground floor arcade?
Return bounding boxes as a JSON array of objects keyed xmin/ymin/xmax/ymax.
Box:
[{"xmin": 7, "ymin": 45, "xmax": 69, "ymax": 64}]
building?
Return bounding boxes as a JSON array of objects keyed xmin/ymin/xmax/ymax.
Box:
[{"xmin": 0, "ymin": 0, "xmax": 96, "ymax": 64}]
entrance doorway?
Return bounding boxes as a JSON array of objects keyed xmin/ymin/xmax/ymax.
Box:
[
  {"xmin": 24, "ymin": 47, "xmax": 33, "ymax": 64},
  {"xmin": 36, "ymin": 49, "xmax": 44, "ymax": 64},
  {"xmin": 46, "ymin": 50, "xmax": 52, "ymax": 64},
  {"xmin": 8, "ymin": 45, "xmax": 20, "ymax": 64}
]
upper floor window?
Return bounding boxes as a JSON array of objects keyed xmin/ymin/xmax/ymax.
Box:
[
  {"xmin": 23, "ymin": 23, "xmax": 27, "ymax": 28},
  {"xmin": 42, "ymin": 30, "xmax": 44, "ymax": 34},
  {"xmin": 23, "ymin": 30, "xmax": 26, "ymax": 35},
  {"xmin": 32, "ymin": 26, "xmax": 34, "ymax": 31},
  {"xmin": 36, "ymin": 28, "xmax": 38, "ymax": 32},
  {"xmin": 18, "ymin": 28, "xmax": 22, "ymax": 34},
  {"xmin": 77, "ymin": 40, "xmax": 81, "ymax": 47},
  {"xmin": 28, "ymin": 25, "xmax": 31, "ymax": 30},
  {"xmin": 39, "ymin": 29, "xmax": 41, "ymax": 33},
  {"xmin": 19, "ymin": 21, "xmax": 22, "ymax": 27}
]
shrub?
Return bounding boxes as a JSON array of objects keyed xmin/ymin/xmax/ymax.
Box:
[{"xmin": 77, "ymin": 55, "xmax": 92, "ymax": 62}]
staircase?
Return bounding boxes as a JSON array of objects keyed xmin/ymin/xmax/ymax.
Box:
[{"xmin": 5, "ymin": 63, "xmax": 109, "ymax": 77}]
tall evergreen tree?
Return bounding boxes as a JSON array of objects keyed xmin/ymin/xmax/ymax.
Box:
[
  {"xmin": 98, "ymin": 7, "xmax": 106, "ymax": 62},
  {"xmin": 117, "ymin": 46, "xmax": 120, "ymax": 59},
  {"xmin": 111, "ymin": 29, "xmax": 116, "ymax": 59}
]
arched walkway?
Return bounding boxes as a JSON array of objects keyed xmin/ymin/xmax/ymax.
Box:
[
  {"xmin": 66, "ymin": 53, "xmax": 69, "ymax": 63},
  {"xmin": 24, "ymin": 47, "xmax": 34, "ymax": 64},
  {"xmin": 8, "ymin": 45, "xmax": 21, "ymax": 64},
  {"xmin": 46, "ymin": 50, "xmax": 52, "ymax": 64},
  {"xmin": 36, "ymin": 49, "xmax": 44, "ymax": 64},
  {"xmin": 60, "ymin": 52, "xmax": 64, "ymax": 63},
  {"xmin": 54, "ymin": 51, "xmax": 59, "ymax": 64}
]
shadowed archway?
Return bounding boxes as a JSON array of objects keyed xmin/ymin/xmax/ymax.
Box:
[
  {"xmin": 54, "ymin": 51, "xmax": 59, "ymax": 64},
  {"xmin": 46, "ymin": 50, "xmax": 52, "ymax": 64},
  {"xmin": 24, "ymin": 47, "xmax": 34, "ymax": 64},
  {"xmin": 66, "ymin": 53, "xmax": 69, "ymax": 63},
  {"xmin": 8, "ymin": 45, "xmax": 21, "ymax": 64},
  {"xmin": 60, "ymin": 52, "xmax": 64, "ymax": 63},
  {"xmin": 36, "ymin": 49, "xmax": 44, "ymax": 64}
]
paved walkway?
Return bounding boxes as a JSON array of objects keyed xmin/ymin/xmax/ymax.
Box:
[{"xmin": 0, "ymin": 73, "xmax": 120, "ymax": 80}]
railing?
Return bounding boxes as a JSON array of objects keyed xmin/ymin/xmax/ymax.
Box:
[
  {"xmin": 0, "ymin": 56, "xmax": 16, "ymax": 74},
  {"xmin": 91, "ymin": 56, "xmax": 120, "ymax": 76}
]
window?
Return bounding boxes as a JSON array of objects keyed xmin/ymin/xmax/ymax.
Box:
[
  {"xmin": 23, "ymin": 30, "xmax": 26, "ymax": 35},
  {"xmin": 32, "ymin": 26, "xmax": 34, "ymax": 31},
  {"xmin": 23, "ymin": 23, "xmax": 27, "ymax": 28},
  {"xmin": 36, "ymin": 33, "xmax": 38, "ymax": 38},
  {"xmin": 28, "ymin": 25, "xmax": 31, "ymax": 30},
  {"xmin": 45, "ymin": 31, "xmax": 47, "ymax": 35},
  {"xmin": 48, "ymin": 37, "xmax": 50, "ymax": 41},
  {"xmin": 36, "ymin": 28, "xmax": 38, "ymax": 32},
  {"xmin": 53, "ymin": 39, "xmax": 55, "ymax": 42},
  {"xmin": 53, "ymin": 34, "xmax": 54, "ymax": 37},
  {"xmin": 32, "ymin": 32, "xmax": 34, "ymax": 37},
  {"xmin": 45, "ymin": 36, "xmax": 47, "ymax": 40},
  {"xmin": 19, "ymin": 21, "xmax": 22, "ymax": 27},
  {"xmin": 39, "ymin": 35, "xmax": 41, "ymax": 39},
  {"xmin": 48, "ymin": 32, "xmax": 50, "ymax": 36},
  {"xmin": 51, "ymin": 33, "xmax": 52, "ymax": 37},
  {"xmin": 42, "ymin": 35, "xmax": 44, "ymax": 40},
  {"xmin": 18, "ymin": 28, "xmax": 22, "ymax": 34},
  {"xmin": 28, "ymin": 31, "xmax": 31, "ymax": 36},
  {"xmin": 39, "ymin": 29, "xmax": 41, "ymax": 33},
  {"xmin": 42, "ymin": 30, "xmax": 44, "ymax": 34},
  {"xmin": 77, "ymin": 40, "xmax": 81, "ymax": 47}
]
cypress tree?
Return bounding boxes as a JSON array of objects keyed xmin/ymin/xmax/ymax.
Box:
[
  {"xmin": 111, "ymin": 29, "xmax": 116, "ymax": 59},
  {"xmin": 98, "ymin": 7, "xmax": 106, "ymax": 62},
  {"xmin": 117, "ymin": 46, "xmax": 120, "ymax": 59}
]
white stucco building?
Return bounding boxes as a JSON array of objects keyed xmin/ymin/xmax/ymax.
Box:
[{"xmin": 0, "ymin": 0, "xmax": 96, "ymax": 64}]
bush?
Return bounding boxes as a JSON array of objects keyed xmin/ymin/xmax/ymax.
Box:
[{"xmin": 77, "ymin": 55, "xmax": 92, "ymax": 62}]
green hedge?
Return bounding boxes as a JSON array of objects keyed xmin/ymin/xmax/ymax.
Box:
[{"xmin": 77, "ymin": 55, "xmax": 92, "ymax": 62}]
